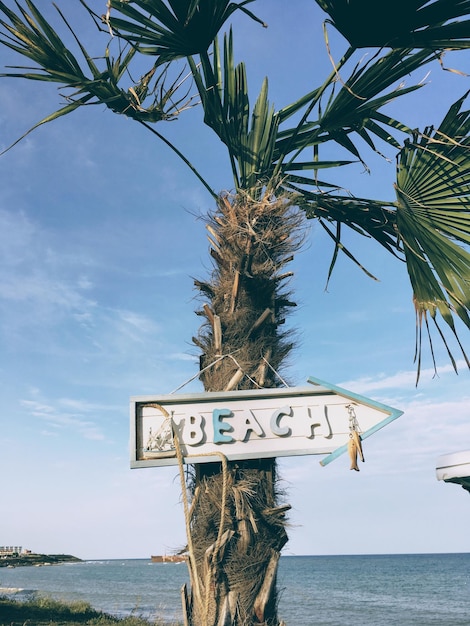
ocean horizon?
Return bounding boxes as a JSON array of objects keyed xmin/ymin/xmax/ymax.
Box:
[{"xmin": 1, "ymin": 553, "xmax": 469, "ymax": 625}]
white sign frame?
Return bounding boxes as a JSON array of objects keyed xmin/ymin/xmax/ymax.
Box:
[{"xmin": 130, "ymin": 376, "xmax": 403, "ymax": 468}]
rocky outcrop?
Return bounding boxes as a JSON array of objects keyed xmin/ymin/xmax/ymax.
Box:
[{"xmin": 0, "ymin": 553, "xmax": 81, "ymax": 568}]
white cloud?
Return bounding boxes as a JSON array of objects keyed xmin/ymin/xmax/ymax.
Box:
[
  {"xmin": 117, "ymin": 310, "xmax": 159, "ymax": 335},
  {"xmin": 0, "ymin": 208, "xmax": 169, "ymax": 364},
  {"xmin": 77, "ymin": 275, "xmax": 94, "ymax": 290},
  {"xmin": 21, "ymin": 399, "xmax": 55, "ymax": 417},
  {"xmin": 0, "ymin": 271, "xmax": 95, "ymax": 309},
  {"xmin": 0, "ymin": 208, "xmax": 36, "ymax": 265},
  {"xmin": 57, "ymin": 397, "xmax": 121, "ymax": 413},
  {"xmin": 0, "ymin": 209, "xmax": 97, "ymax": 322},
  {"xmin": 20, "ymin": 397, "xmax": 106, "ymax": 441},
  {"xmin": 339, "ymin": 360, "xmax": 468, "ymax": 394},
  {"xmin": 168, "ymin": 352, "xmax": 198, "ymax": 362}
]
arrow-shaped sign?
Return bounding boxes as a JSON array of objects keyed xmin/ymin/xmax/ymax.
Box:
[{"xmin": 130, "ymin": 377, "xmax": 403, "ymax": 468}]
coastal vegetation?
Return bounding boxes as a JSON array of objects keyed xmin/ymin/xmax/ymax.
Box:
[
  {"xmin": 0, "ymin": 553, "xmax": 81, "ymax": 568},
  {"xmin": 0, "ymin": 595, "xmax": 180, "ymax": 626}
]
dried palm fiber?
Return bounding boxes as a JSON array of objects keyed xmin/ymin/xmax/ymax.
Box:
[
  {"xmin": 194, "ymin": 189, "xmax": 304, "ymax": 393},
  {"xmin": 185, "ymin": 188, "xmax": 304, "ymax": 625},
  {"xmin": 185, "ymin": 459, "xmax": 289, "ymax": 626}
]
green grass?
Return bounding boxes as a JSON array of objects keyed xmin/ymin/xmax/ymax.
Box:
[{"xmin": 0, "ymin": 596, "xmax": 180, "ymax": 626}]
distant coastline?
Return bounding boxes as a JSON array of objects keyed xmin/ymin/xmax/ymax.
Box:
[
  {"xmin": 0, "ymin": 553, "xmax": 81, "ymax": 568},
  {"xmin": 151, "ymin": 554, "xmax": 186, "ymax": 563}
]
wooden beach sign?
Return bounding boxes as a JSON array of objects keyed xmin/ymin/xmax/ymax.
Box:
[{"xmin": 130, "ymin": 376, "xmax": 403, "ymax": 468}]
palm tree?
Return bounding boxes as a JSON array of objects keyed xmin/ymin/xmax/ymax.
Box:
[{"xmin": 1, "ymin": 2, "xmax": 469, "ymax": 624}]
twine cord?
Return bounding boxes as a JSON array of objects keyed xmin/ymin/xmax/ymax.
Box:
[
  {"xmin": 170, "ymin": 352, "xmax": 290, "ymax": 395},
  {"xmin": 145, "ymin": 402, "xmax": 229, "ymax": 625}
]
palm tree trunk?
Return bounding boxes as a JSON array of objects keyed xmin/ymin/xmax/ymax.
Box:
[{"xmin": 185, "ymin": 189, "xmax": 303, "ymax": 625}]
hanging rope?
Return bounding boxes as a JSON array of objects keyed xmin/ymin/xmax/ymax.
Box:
[
  {"xmin": 169, "ymin": 354, "xmax": 231, "ymax": 394},
  {"xmin": 261, "ymin": 356, "xmax": 290, "ymax": 388},
  {"xmin": 143, "ymin": 401, "xmax": 231, "ymax": 625},
  {"xmin": 175, "ymin": 443, "xmax": 230, "ymax": 626},
  {"xmin": 170, "ymin": 351, "xmax": 290, "ymax": 395}
]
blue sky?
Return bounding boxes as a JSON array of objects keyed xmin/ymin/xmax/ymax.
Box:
[{"xmin": 0, "ymin": 1, "xmax": 469, "ymax": 560}]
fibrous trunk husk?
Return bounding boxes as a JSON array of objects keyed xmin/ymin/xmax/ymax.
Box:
[
  {"xmin": 183, "ymin": 189, "xmax": 304, "ymax": 626},
  {"xmin": 195, "ymin": 189, "xmax": 303, "ymax": 393}
]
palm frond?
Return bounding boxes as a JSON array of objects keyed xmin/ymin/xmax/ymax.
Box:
[
  {"xmin": 0, "ymin": 0, "xmax": 197, "ymax": 153},
  {"xmin": 274, "ymin": 48, "xmax": 431, "ymax": 169},
  {"xmin": 300, "ymin": 192, "xmax": 400, "ymax": 255},
  {"xmin": 0, "ymin": 0, "xmax": 88, "ymax": 84},
  {"xmin": 190, "ymin": 32, "xmax": 279, "ymax": 192},
  {"xmin": 315, "ymin": 49, "xmax": 430, "ymax": 147},
  {"xmin": 315, "ymin": 0, "xmax": 470, "ymax": 50},
  {"xmin": 395, "ymin": 92, "xmax": 470, "ymax": 378},
  {"xmin": 107, "ymin": 0, "xmax": 265, "ymax": 61}
]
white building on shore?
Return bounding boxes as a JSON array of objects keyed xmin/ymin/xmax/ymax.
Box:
[{"xmin": 0, "ymin": 546, "xmax": 24, "ymax": 556}]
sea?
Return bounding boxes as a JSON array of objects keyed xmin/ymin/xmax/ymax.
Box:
[{"xmin": 1, "ymin": 553, "xmax": 469, "ymax": 625}]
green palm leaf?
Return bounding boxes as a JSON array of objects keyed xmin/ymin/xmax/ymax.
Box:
[
  {"xmin": 315, "ymin": 0, "xmax": 470, "ymax": 50},
  {"xmin": 273, "ymin": 47, "xmax": 431, "ymax": 171},
  {"xmin": 0, "ymin": 0, "xmax": 198, "ymax": 153},
  {"xmin": 287, "ymin": 93, "xmax": 470, "ymax": 377},
  {"xmin": 299, "ymin": 192, "xmax": 400, "ymax": 258},
  {"xmin": 0, "ymin": 0, "xmax": 89, "ymax": 83},
  {"xmin": 190, "ymin": 32, "xmax": 278, "ymax": 192},
  {"xmin": 108, "ymin": 0, "xmax": 265, "ymax": 61},
  {"xmin": 395, "ymin": 92, "xmax": 470, "ymax": 377}
]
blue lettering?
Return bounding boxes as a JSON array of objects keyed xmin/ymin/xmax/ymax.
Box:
[{"xmin": 213, "ymin": 408, "xmax": 234, "ymax": 443}]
